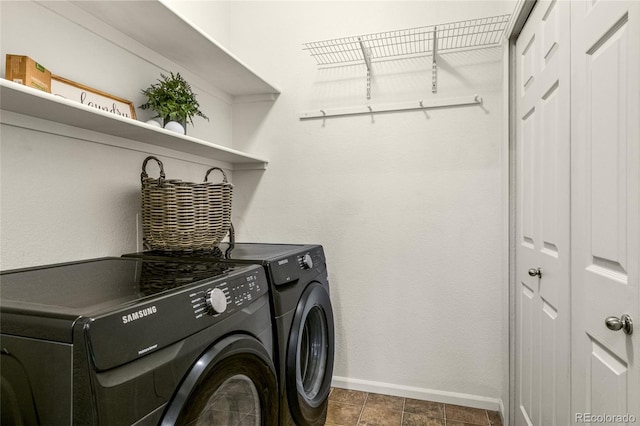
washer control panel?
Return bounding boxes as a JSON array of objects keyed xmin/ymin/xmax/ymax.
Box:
[
  {"xmin": 271, "ymin": 247, "xmax": 325, "ymax": 286},
  {"xmin": 189, "ymin": 268, "xmax": 266, "ymax": 318},
  {"xmin": 230, "ymin": 272, "xmax": 262, "ymax": 306},
  {"xmin": 89, "ymin": 264, "xmax": 268, "ymax": 371}
]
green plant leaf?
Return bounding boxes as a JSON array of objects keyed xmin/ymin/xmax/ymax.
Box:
[{"xmin": 139, "ymin": 72, "xmax": 210, "ymax": 126}]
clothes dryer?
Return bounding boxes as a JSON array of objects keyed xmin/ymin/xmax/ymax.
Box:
[
  {"xmin": 125, "ymin": 243, "xmax": 335, "ymax": 426},
  {"xmin": 0, "ymin": 257, "xmax": 278, "ymax": 425}
]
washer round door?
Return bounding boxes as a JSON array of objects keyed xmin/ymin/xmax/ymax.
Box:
[
  {"xmin": 161, "ymin": 335, "xmax": 278, "ymax": 426},
  {"xmin": 286, "ymin": 281, "xmax": 335, "ymax": 425}
]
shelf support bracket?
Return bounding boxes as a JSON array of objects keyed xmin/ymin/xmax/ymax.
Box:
[
  {"xmin": 358, "ymin": 38, "xmax": 372, "ymax": 100},
  {"xmin": 432, "ymin": 27, "xmax": 438, "ymax": 93}
]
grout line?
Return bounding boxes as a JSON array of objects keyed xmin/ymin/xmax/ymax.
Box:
[{"xmin": 355, "ymin": 392, "xmax": 368, "ymax": 426}]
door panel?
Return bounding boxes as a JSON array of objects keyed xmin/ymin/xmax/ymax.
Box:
[
  {"xmin": 571, "ymin": 0, "xmax": 639, "ymax": 422},
  {"xmin": 588, "ymin": 338, "xmax": 628, "ymax": 414},
  {"xmin": 519, "ymin": 282, "xmax": 534, "ymax": 422},
  {"xmin": 515, "ymin": 1, "xmax": 571, "ymax": 425},
  {"xmin": 589, "ymin": 16, "xmax": 629, "ymax": 272}
]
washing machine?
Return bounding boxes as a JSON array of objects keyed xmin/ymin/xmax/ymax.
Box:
[
  {"xmin": 125, "ymin": 243, "xmax": 335, "ymax": 426},
  {"xmin": 0, "ymin": 257, "xmax": 278, "ymax": 425}
]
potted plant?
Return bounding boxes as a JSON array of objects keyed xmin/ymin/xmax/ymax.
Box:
[{"xmin": 140, "ymin": 72, "xmax": 209, "ymax": 134}]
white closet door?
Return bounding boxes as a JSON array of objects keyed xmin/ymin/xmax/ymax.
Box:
[
  {"xmin": 571, "ymin": 0, "xmax": 640, "ymax": 423},
  {"xmin": 514, "ymin": 1, "xmax": 571, "ymax": 425}
]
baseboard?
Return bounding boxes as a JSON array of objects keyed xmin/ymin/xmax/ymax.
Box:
[
  {"xmin": 498, "ymin": 398, "xmax": 506, "ymax": 424},
  {"xmin": 331, "ymin": 376, "xmax": 502, "ymax": 412}
]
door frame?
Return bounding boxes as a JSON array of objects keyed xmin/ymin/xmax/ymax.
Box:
[{"xmin": 504, "ymin": 2, "xmax": 538, "ymax": 426}]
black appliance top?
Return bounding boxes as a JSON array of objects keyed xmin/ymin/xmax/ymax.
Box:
[
  {"xmin": 124, "ymin": 243, "xmax": 327, "ymax": 294},
  {"xmin": 0, "ymin": 257, "xmax": 267, "ymax": 344},
  {"xmin": 0, "ymin": 257, "xmax": 233, "ymax": 316},
  {"xmin": 126, "ymin": 242, "xmax": 318, "ymax": 264}
]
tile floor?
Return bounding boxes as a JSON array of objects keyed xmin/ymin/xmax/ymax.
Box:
[{"xmin": 326, "ymin": 388, "xmax": 503, "ymax": 426}]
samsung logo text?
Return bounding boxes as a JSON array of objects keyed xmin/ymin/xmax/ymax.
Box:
[{"xmin": 122, "ymin": 306, "xmax": 158, "ymax": 324}]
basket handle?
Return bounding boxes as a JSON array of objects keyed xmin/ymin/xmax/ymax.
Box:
[
  {"xmin": 204, "ymin": 167, "xmax": 228, "ymax": 183},
  {"xmin": 224, "ymin": 222, "xmax": 235, "ymax": 259},
  {"xmin": 141, "ymin": 156, "xmax": 166, "ymax": 185}
]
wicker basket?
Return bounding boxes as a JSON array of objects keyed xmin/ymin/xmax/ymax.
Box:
[{"xmin": 140, "ymin": 156, "xmax": 233, "ymax": 252}]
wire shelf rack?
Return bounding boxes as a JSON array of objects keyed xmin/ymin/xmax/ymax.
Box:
[
  {"xmin": 300, "ymin": 14, "xmax": 511, "ymax": 117},
  {"xmin": 303, "ymin": 14, "xmax": 511, "ymax": 66}
]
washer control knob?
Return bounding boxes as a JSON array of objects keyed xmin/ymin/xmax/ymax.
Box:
[
  {"xmin": 301, "ymin": 253, "xmax": 313, "ymax": 269},
  {"xmin": 206, "ymin": 288, "xmax": 227, "ymax": 315}
]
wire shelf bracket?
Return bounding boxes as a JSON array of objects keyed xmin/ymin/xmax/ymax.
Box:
[
  {"xmin": 358, "ymin": 38, "xmax": 373, "ymax": 99},
  {"xmin": 432, "ymin": 27, "xmax": 438, "ymax": 93},
  {"xmin": 303, "ymin": 14, "xmax": 510, "ymax": 98}
]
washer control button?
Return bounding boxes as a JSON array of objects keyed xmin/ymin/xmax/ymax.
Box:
[
  {"xmin": 205, "ymin": 288, "xmax": 227, "ymax": 315},
  {"xmin": 301, "ymin": 253, "xmax": 314, "ymax": 269}
]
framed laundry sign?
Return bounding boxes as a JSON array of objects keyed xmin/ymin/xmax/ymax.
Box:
[{"xmin": 51, "ymin": 75, "xmax": 137, "ymax": 119}]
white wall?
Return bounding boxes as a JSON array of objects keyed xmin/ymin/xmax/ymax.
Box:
[
  {"xmin": 0, "ymin": 1, "xmax": 234, "ymax": 269},
  {"xmin": 224, "ymin": 1, "xmax": 512, "ymax": 408}
]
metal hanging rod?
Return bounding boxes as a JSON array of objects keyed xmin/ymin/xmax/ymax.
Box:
[
  {"xmin": 303, "ymin": 15, "xmax": 511, "ymax": 67},
  {"xmin": 299, "ymin": 95, "xmax": 482, "ymax": 120}
]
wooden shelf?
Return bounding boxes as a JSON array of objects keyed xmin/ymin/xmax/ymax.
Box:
[
  {"xmin": 38, "ymin": 0, "xmax": 280, "ymax": 98},
  {"xmin": 0, "ymin": 80, "xmax": 269, "ymax": 169}
]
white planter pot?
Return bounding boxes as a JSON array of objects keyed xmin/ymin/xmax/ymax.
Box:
[
  {"xmin": 145, "ymin": 118, "xmax": 163, "ymax": 128},
  {"xmin": 164, "ymin": 120, "xmax": 185, "ymax": 135}
]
